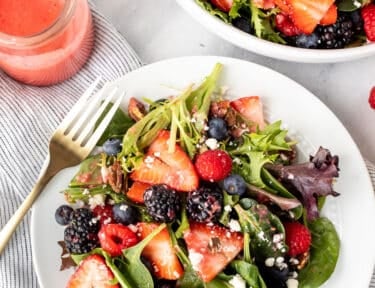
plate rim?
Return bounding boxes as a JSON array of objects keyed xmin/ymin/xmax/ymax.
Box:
[{"xmin": 31, "ymin": 56, "xmax": 375, "ymax": 287}]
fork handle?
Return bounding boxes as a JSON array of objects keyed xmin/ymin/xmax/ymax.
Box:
[{"xmin": 0, "ymin": 157, "xmax": 56, "ymax": 254}]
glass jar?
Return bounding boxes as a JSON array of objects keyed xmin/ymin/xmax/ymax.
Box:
[{"xmin": 0, "ymin": 0, "xmax": 94, "ymax": 86}]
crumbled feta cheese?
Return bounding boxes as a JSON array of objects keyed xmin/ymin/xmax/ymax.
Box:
[
  {"xmin": 228, "ymin": 219, "xmax": 241, "ymax": 232},
  {"xmin": 228, "ymin": 274, "xmax": 246, "ymax": 288},
  {"xmin": 265, "ymin": 257, "xmax": 275, "ymax": 267},
  {"xmin": 144, "ymin": 155, "xmax": 155, "ymax": 164},
  {"xmin": 224, "ymin": 205, "xmax": 232, "ymax": 212},
  {"xmin": 289, "ymin": 271, "xmax": 298, "ymax": 279},
  {"xmin": 88, "ymin": 194, "xmax": 106, "ymax": 209},
  {"xmin": 276, "ymin": 256, "xmax": 284, "ymax": 264},
  {"xmin": 119, "ymin": 204, "xmax": 128, "ymax": 211},
  {"xmin": 232, "ymin": 157, "xmax": 241, "ymax": 165},
  {"xmin": 286, "ymin": 279, "xmax": 299, "ymax": 288},
  {"xmin": 153, "ymin": 151, "xmax": 161, "ymax": 157},
  {"xmin": 189, "ymin": 251, "xmax": 203, "ymax": 271},
  {"xmin": 287, "ymin": 173, "xmax": 295, "ymax": 180},
  {"xmin": 289, "ymin": 258, "xmax": 300, "ymax": 265},
  {"xmin": 103, "ymin": 217, "xmax": 112, "ymax": 225},
  {"xmin": 353, "ymin": 0, "xmax": 361, "ymax": 8},
  {"xmin": 205, "ymin": 138, "xmax": 219, "ymax": 150},
  {"xmin": 273, "ymin": 233, "xmax": 283, "ymax": 243},
  {"xmin": 82, "ymin": 188, "xmax": 90, "ymax": 195}
]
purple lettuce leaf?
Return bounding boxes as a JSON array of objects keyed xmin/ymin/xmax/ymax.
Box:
[{"xmin": 265, "ymin": 147, "xmax": 340, "ymax": 220}]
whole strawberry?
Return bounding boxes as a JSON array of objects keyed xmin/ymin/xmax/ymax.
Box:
[
  {"xmin": 195, "ymin": 149, "xmax": 232, "ymax": 182},
  {"xmin": 284, "ymin": 221, "xmax": 312, "ymax": 257},
  {"xmin": 369, "ymin": 86, "xmax": 375, "ymax": 109},
  {"xmin": 362, "ymin": 3, "xmax": 375, "ymax": 41}
]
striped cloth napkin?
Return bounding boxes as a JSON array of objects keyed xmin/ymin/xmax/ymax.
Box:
[{"xmin": 0, "ymin": 6, "xmax": 374, "ymax": 288}]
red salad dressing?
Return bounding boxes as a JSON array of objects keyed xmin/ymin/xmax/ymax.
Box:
[{"xmin": 0, "ymin": 0, "xmax": 93, "ymax": 86}]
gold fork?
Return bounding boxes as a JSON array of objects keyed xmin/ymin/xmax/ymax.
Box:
[{"xmin": 0, "ymin": 78, "xmax": 125, "ymax": 254}]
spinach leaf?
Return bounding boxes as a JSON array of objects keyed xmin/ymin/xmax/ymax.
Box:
[
  {"xmin": 234, "ymin": 202, "xmax": 287, "ymax": 260},
  {"xmin": 120, "ymin": 223, "xmax": 166, "ymax": 288},
  {"xmin": 94, "ymin": 102, "xmax": 134, "ymax": 146},
  {"xmin": 298, "ymin": 217, "xmax": 340, "ymax": 288},
  {"xmin": 338, "ymin": 0, "xmax": 365, "ymax": 11},
  {"xmin": 206, "ymin": 278, "xmax": 233, "ymax": 288},
  {"xmin": 230, "ymin": 260, "xmax": 267, "ymax": 288}
]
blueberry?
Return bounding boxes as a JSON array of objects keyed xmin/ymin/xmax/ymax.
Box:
[
  {"xmin": 258, "ymin": 265, "xmax": 289, "ymax": 288},
  {"xmin": 103, "ymin": 138, "xmax": 122, "ymax": 156},
  {"xmin": 223, "ymin": 174, "xmax": 247, "ymax": 196},
  {"xmin": 112, "ymin": 203, "xmax": 139, "ymax": 225},
  {"xmin": 295, "ymin": 33, "xmax": 319, "ymax": 49},
  {"xmin": 207, "ymin": 118, "xmax": 228, "ymax": 141},
  {"xmin": 55, "ymin": 205, "xmax": 74, "ymax": 225},
  {"xmin": 232, "ymin": 17, "xmax": 252, "ymax": 34}
]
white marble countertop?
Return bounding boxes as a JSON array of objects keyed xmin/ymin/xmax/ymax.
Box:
[{"xmin": 93, "ymin": 0, "xmax": 375, "ymax": 164}]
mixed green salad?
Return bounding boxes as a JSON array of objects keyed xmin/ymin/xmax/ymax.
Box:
[
  {"xmin": 195, "ymin": 0, "xmax": 375, "ymax": 49},
  {"xmin": 55, "ymin": 63, "xmax": 340, "ymax": 288}
]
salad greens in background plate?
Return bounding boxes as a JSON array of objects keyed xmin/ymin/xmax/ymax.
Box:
[
  {"xmin": 31, "ymin": 56, "xmax": 375, "ymax": 287},
  {"xmin": 176, "ymin": 0, "xmax": 375, "ymax": 62}
]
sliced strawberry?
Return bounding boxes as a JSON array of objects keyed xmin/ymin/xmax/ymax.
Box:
[
  {"xmin": 274, "ymin": 0, "xmax": 291, "ymax": 14},
  {"xmin": 92, "ymin": 204, "xmax": 114, "ymax": 226},
  {"xmin": 137, "ymin": 222, "xmax": 184, "ymax": 280},
  {"xmin": 131, "ymin": 130, "xmax": 199, "ymax": 192},
  {"xmin": 253, "ymin": 0, "xmax": 276, "ymax": 9},
  {"xmin": 98, "ymin": 224, "xmax": 139, "ymax": 257},
  {"xmin": 210, "ymin": 0, "xmax": 233, "ymax": 12},
  {"xmin": 287, "ymin": 0, "xmax": 334, "ymax": 34},
  {"xmin": 66, "ymin": 254, "xmax": 119, "ymax": 288},
  {"xmin": 184, "ymin": 222, "xmax": 244, "ymax": 283},
  {"xmin": 127, "ymin": 181, "xmax": 151, "ymax": 204},
  {"xmin": 319, "ymin": 4, "xmax": 337, "ymax": 26},
  {"xmin": 230, "ymin": 96, "xmax": 266, "ymax": 131}
]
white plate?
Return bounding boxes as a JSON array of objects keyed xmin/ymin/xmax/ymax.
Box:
[
  {"xmin": 31, "ymin": 56, "xmax": 375, "ymax": 287},
  {"xmin": 176, "ymin": 0, "xmax": 375, "ymax": 63}
]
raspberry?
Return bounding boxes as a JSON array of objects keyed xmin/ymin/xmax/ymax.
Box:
[
  {"xmin": 98, "ymin": 224, "xmax": 139, "ymax": 257},
  {"xmin": 92, "ymin": 204, "xmax": 114, "ymax": 226},
  {"xmin": 194, "ymin": 149, "xmax": 232, "ymax": 182},
  {"xmin": 362, "ymin": 4, "xmax": 375, "ymax": 41},
  {"xmin": 284, "ymin": 222, "xmax": 312, "ymax": 257},
  {"xmin": 369, "ymin": 86, "xmax": 375, "ymax": 109}
]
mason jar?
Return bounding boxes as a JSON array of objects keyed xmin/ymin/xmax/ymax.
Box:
[{"xmin": 0, "ymin": 0, "xmax": 94, "ymax": 86}]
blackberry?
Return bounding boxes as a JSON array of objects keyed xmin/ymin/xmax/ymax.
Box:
[
  {"xmin": 144, "ymin": 185, "xmax": 181, "ymax": 222},
  {"xmin": 64, "ymin": 226, "xmax": 99, "ymax": 254},
  {"xmin": 63, "ymin": 208, "xmax": 100, "ymax": 254},
  {"xmin": 232, "ymin": 17, "xmax": 252, "ymax": 34},
  {"xmin": 70, "ymin": 208, "xmax": 99, "ymax": 234},
  {"xmin": 316, "ymin": 12, "xmax": 359, "ymax": 49},
  {"xmin": 187, "ymin": 185, "xmax": 223, "ymax": 223}
]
